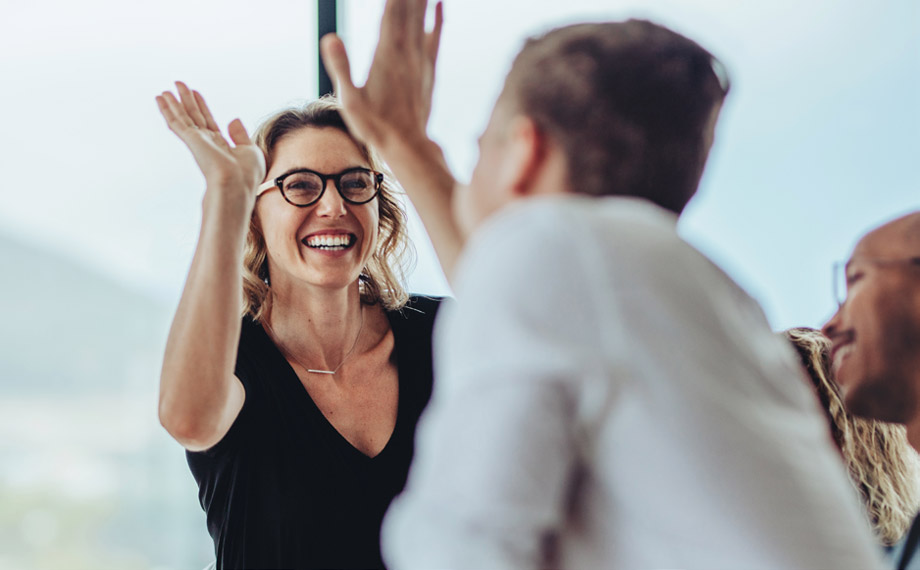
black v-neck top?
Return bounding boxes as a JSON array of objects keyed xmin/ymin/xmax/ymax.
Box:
[{"xmin": 186, "ymin": 296, "xmax": 442, "ymax": 570}]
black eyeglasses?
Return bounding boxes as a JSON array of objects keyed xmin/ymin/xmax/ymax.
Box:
[{"xmin": 257, "ymin": 167, "xmax": 383, "ymax": 207}]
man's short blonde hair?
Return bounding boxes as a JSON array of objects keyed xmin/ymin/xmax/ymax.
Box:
[{"xmin": 502, "ymin": 19, "xmax": 730, "ymax": 214}]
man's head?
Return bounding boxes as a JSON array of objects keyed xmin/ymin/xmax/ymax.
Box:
[
  {"xmin": 462, "ymin": 19, "xmax": 730, "ymax": 231},
  {"xmin": 822, "ymin": 212, "xmax": 920, "ymax": 425}
]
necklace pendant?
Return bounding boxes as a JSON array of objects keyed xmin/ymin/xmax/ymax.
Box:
[{"xmin": 264, "ymin": 305, "xmax": 364, "ymax": 379}]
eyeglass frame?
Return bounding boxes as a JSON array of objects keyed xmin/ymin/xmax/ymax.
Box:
[
  {"xmin": 257, "ymin": 167, "xmax": 384, "ymax": 207},
  {"xmin": 832, "ymin": 256, "xmax": 920, "ymax": 308}
]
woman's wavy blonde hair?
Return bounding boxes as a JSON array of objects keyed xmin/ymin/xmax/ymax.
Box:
[
  {"xmin": 785, "ymin": 327, "xmax": 920, "ymax": 546},
  {"xmin": 242, "ymin": 96, "xmax": 413, "ymax": 321}
]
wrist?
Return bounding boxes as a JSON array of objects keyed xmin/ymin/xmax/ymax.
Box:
[
  {"xmin": 380, "ymin": 135, "xmax": 452, "ymax": 183},
  {"xmin": 379, "ymin": 130, "xmax": 440, "ymax": 162},
  {"xmin": 202, "ymin": 184, "xmax": 255, "ymax": 223}
]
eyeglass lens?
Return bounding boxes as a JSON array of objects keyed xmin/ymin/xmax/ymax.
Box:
[{"xmin": 832, "ymin": 262, "xmax": 847, "ymax": 307}]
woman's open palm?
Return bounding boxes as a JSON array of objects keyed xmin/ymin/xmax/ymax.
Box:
[{"xmin": 156, "ymin": 82, "xmax": 265, "ymax": 201}]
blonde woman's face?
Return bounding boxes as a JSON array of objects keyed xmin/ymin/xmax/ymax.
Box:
[{"xmin": 256, "ymin": 127, "xmax": 379, "ymax": 294}]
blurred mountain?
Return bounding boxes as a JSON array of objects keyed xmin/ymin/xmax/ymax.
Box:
[
  {"xmin": 0, "ymin": 233, "xmax": 213, "ymax": 568},
  {"xmin": 0, "ymin": 231, "xmax": 173, "ymax": 396}
]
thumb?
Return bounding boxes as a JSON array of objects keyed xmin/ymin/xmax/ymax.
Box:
[
  {"xmin": 227, "ymin": 118, "xmax": 252, "ymax": 146},
  {"xmin": 320, "ymin": 33, "xmax": 357, "ymax": 99}
]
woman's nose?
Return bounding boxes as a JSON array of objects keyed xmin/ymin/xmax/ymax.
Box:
[{"xmin": 314, "ymin": 180, "xmax": 347, "ymax": 217}]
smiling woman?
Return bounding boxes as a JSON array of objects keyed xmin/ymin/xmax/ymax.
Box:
[
  {"xmin": 244, "ymin": 98, "xmax": 412, "ymax": 321},
  {"xmin": 155, "ymin": 83, "xmax": 441, "ymax": 569}
]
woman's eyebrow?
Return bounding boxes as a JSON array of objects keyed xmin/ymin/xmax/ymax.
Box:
[{"xmin": 274, "ymin": 165, "xmax": 369, "ymax": 179}]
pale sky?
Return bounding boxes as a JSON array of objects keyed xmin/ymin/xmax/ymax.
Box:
[{"xmin": 1, "ymin": 0, "xmax": 917, "ymax": 330}]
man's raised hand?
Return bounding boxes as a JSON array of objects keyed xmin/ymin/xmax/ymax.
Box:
[{"xmin": 320, "ymin": 0, "xmax": 443, "ymax": 153}]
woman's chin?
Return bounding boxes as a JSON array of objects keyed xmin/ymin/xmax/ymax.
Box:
[{"xmin": 297, "ymin": 270, "xmax": 363, "ymax": 292}]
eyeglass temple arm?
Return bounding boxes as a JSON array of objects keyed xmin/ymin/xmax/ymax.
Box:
[{"xmin": 257, "ymin": 179, "xmax": 277, "ymax": 196}]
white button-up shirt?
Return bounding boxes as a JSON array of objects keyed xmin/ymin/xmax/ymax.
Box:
[{"xmin": 384, "ymin": 196, "xmax": 883, "ymax": 569}]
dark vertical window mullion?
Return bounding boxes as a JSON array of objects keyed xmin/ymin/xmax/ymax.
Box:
[{"xmin": 318, "ymin": 0, "xmax": 338, "ymax": 97}]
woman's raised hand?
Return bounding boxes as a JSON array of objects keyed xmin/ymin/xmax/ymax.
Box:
[{"xmin": 156, "ymin": 82, "xmax": 265, "ymax": 202}]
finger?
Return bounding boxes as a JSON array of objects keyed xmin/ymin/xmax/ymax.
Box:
[
  {"xmin": 176, "ymin": 81, "xmax": 208, "ymax": 129},
  {"xmin": 320, "ymin": 34, "xmax": 358, "ymax": 99},
  {"xmin": 426, "ymin": 1, "xmax": 444, "ymax": 66},
  {"xmin": 411, "ymin": 0, "xmax": 428, "ymax": 49},
  {"xmin": 193, "ymin": 90, "xmax": 221, "ymax": 132},
  {"xmin": 227, "ymin": 118, "xmax": 252, "ymax": 147},
  {"xmin": 156, "ymin": 95, "xmax": 185, "ymax": 135},
  {"xmin": 381, "ymin": 0, "xmax": 409, "ymax": 43},
  {"xmin": 156, "ymin": 95, "xmax": 177, "ymax": 125},
  {"xmin": 158, "ymin": 91, "xmax": 194, "ymax": 133}
]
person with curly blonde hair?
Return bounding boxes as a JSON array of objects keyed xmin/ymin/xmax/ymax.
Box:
[
  {"xmin": 155, "ymin": 82, "xmax": 441, "ymax": 569},
  {"xmin": 786, "ymin": 327, "xmax": 920, "ymax": 547}
]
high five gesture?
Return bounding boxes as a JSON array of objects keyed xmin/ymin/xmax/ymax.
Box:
[{"xmin": 321, "ymin": 0, "xmax": 464, "ymax": 278}]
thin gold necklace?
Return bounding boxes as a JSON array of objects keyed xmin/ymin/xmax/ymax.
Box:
[{"xmin": 264, "ymin": 305, "xmax": 365, "ymax": 375}]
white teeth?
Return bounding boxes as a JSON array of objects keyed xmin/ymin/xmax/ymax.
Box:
[
  {"xmin": 833, "ymin": 345, "xmax": 853, "ymax": 373},
  {"xmin": 306, "ymin": 234, "xmax": 352, "ymax": 249}
]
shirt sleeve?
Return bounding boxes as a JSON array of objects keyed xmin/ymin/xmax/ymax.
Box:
[{"xmin": 382, "ymin": 200, "xmax": 614, "ymax": 569}]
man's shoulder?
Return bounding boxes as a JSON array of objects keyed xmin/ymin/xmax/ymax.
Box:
[
  {"xmin": 456, "ymin": 195, "xmax": 690, "ymax": 293},
  {"xmin": 483, "ymin": 194, "xmax": 677, "ymax": 235},
  {"xmin": 468, "ymin": 195, "xmax": 679, "ymax": 259},
  {"xmin": 474, "ymin": 195, "xmax": 761, "ymax": 320}
]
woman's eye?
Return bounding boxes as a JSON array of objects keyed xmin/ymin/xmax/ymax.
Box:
[
  {"xmin": 845, "ymin": 271, "xmax": 863, "ymax": 286},
  {"xmin": 343, "ymin": 179, "xmax": 369, "ymax": 190},
  {"xmin": 287, "ymin": 181, "xmax": 320, "ymax": 192}
]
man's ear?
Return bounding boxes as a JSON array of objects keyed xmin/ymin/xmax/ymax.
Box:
[{"xmin": 498, "ymin": 116, "xmax": 546, "ymax": 197}]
